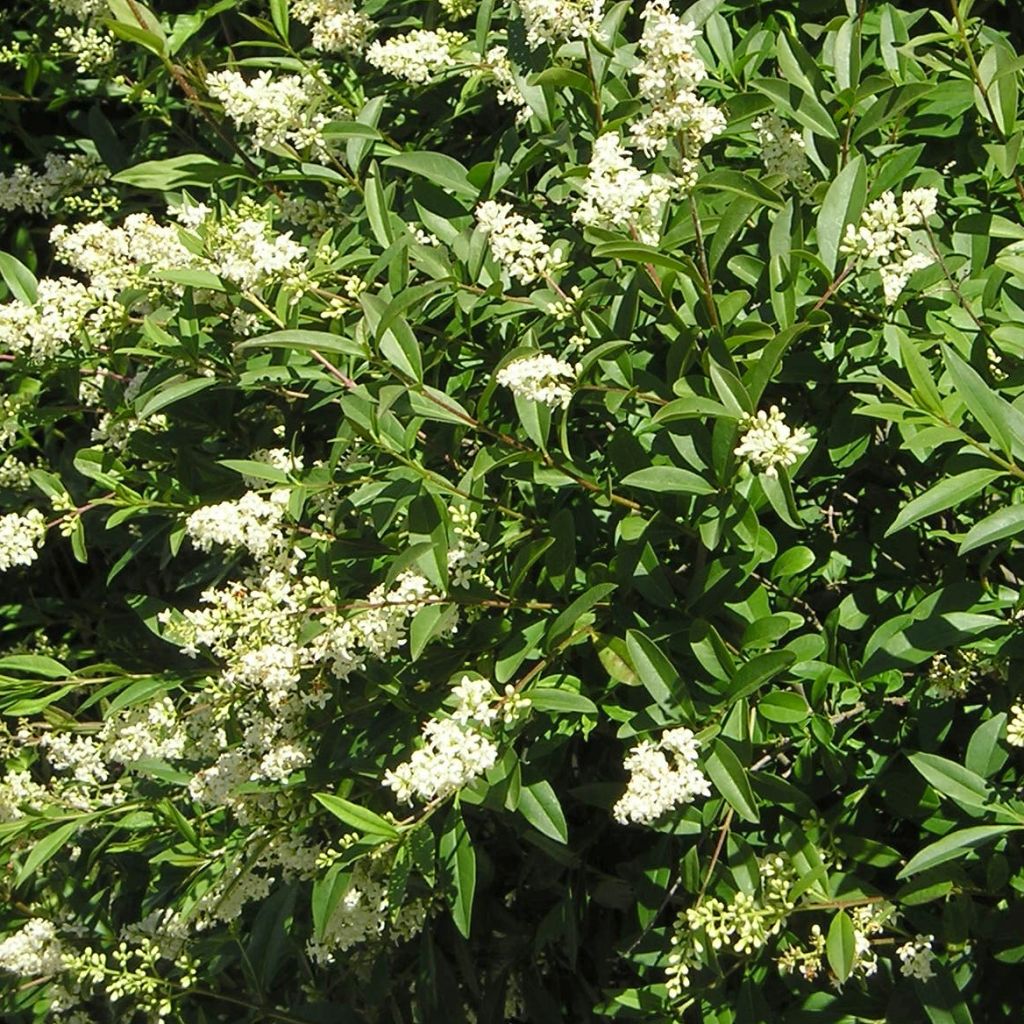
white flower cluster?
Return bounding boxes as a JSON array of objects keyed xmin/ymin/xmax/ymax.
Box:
[
  {"xmin": 100, "ymin": 697, "xmax": 186, "ymax": 766},
  {"xmin": 384, "ymin": 676, "xmax": 526, "ymax": 803},
  {"xmin": 186, "ymin": 490, "xmax": 290, "ymax": 564},
  {"xmin": 846, "ymin": 902, "xmax": 897, "ymax": 981},
  {"xmin": 613, "ymin": 726, "xmax": 711, "ymax": 826},
  {"xmin": 666, "ymin": 856, "xmax": 794, "ymax": 995},
  {"xmin": 483, "ymin": 47, "xmax": 530, "ymax": 123},
  {"xmin": 0, "ymin": 768, "xmax": 47, "ymax": 823},
  {"xmin": 777, "ymin": 924, "xmax": 826, "ymax": 981},
  {"xmin": 201, "ymin": 214, "xmax": 308, "ymax": 291},
  {"xmin": 476, "ymin": 200, "xmax": 559, "ymax": 285},
  {"xmin": 307, "ymin": 858, "xmax": 430, "ymax": 964},
  {"xmin": 0, "ymin": 152, "xmax": 106, "ymax": 214},
  {"xmin": 840, "ymin": 187, "xmax": 938, "ymax": 304},
  {"xmin": 54, "ymin": 0, "xmax": 106, "ymax": 20},
  {"xmin": 734, "ymin": 405, "xmax": 811, "ymax": 477},
  {"xmin": 629, "ymin": 0, "xmax": 726, "ymax": 169},
  {"xmin": 574, "ymin": 133, "xmax": 677, "ymax": 245},
  {"xmin": 33, "ymin": 697, "xmax": 185, "ymax": 811},
  {"xmin": 206, "ymin": 68, "xmax": 333, "ymax": 153},
  {"xmin": 448, "ymin": 503, "xmax": 491, "ymax": 588},
  {"xmin": 1007, "ymin": 703, "xmax": 1024, "ymax": 747},
  {"xmin": 54, "ymin": 24, "xmax": 115, "ymax": 74},
  {"xmin": 753, "ymin": 113, "xmax": 811, "ymax": 190},
  {"xmin": 292, "ymin": 0, "xmax": 372, "ymax": 53},
  {"xmin": 0, "ymin": 918, "xmax": 67, "ymax": 977},
  {"xmin": 366, "ymin": 29, "xmax": 467, "ymax": 84},
  {"xmin": 926, "ymin": 649, "xmax": 1001, "ymax": 699},
  {"xmin": 0, "ymin": 277, "xmax": 97, "ymax": 361},
  {"xmin": 518, "ymin": 0, "xmax": 606, "ymax": 49},
  {"xmin": 51, "ymin": 214, "xmax": 192, "ymax": 300},
  {"xmin": 496, "ymin": 353, "xmax": 578, "ymax": 409},
  {"xmin": 439, "ymin": 0, "xmax": 475, "ymax": 16},
  {"xmin": 0, "ymin": 509, "xmax": 46, "ymax": 572},
  {"xmin": 897, "ymin": 934, "xmax": 937, "ymax": 981}
]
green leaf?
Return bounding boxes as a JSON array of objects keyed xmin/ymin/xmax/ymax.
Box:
[
  {"xmin": 728, "ymin": 651, "xmax": 795, "ymax": 702},
  {"xmin": 886, "ymin": 469, "xmax": 1003, "ymax": 536},
  {"xmin": 384, "ymin": 152, "xmax": 476, "ymax": 199},
  {"xmin": 528, "ymin": 687, "xmax": 598, "ymax": 714},
  {"xmin": 530, "ymin": 67, "xmax": 593, "ymax": 94},
  {"xmin": 217, "ymin": 459, "xmax": 292, "ymax": 484},
  {"xmin": 269, "ymin": 0, "xmax": 288, "ymax": 38},
  {"xmin": 592, "ymin": 241, "xmax": 697, "ymax": 278},
  {"xmin": 907, "ymin": 752, "xmax": 991, "ymax": 811},
  {"xmin": 365, "ymin": 164, "xmax": 395, "ymax": 248},
  {"xmin": 705, "ymin": 740, "xmax": 759, "ymax": 822},
  {"xmin": 897, "ymin": 825, "xmax": 1017, "ymax": 879},
  {"xmin": 958, "ymin": 504, "xmax": 1024, "ymax": 554},
  {"xmin": 758, "ymin": 690, "xmax": 810, "ymax": 724},
  {"xmin": 439, "ymin": 805, "xmax": 476, "ymax": 938},
  {"xmin": 16, "ymin": 820, "xmax": 81, "ymax": 886},
  {"xmin": 965, "ymin": 714, "xmax": 1009, "ymax": 778},
  {"xmin": 313, "ymin": 793, "xmax": 400, "ymax": 839},
  {"xmin": 517, "ymin": 780, "xmax": 568, "ymax": 843},
  {"xmin": 0, "ymin": 251, "xmax": 38, "ymax": 304},
  {"xmin": 113, "ymin": 155, "xmax": 243, "ymax": 190},
  {"xmin": 619, "ymin": 466, "xmax": 716, "ymax": 496},
  {"xmin": 135, "ymin": 377, "xmax": 218, "ymax": 419},
  {"xmin": 816, "ymin": 155, "xmax": 866, "ymax": 274},
  {"xmin": 826, "ymin": 911, "xmax": 856, "ymax": 984},
  {"xmin": 625, "ymin": 629, "xmax": 683, "ymax": 713},
  {"xmin": 239, "ymin": 329, "xmax": 365, "ymax": 359},
  {"xmin": 943, "ymin": 344, "xmax": 1024, "ymax": 458},
  {"xmin": 0, "ymin": 654, "xmax": 69, "ymax": 678},
  {"xmin": 312, "ymin": 865, "xmax": 350, "ymax": 941},
  {"xmin": 545, "ymin": 583, "xmax": 616, "ymax": 649}
]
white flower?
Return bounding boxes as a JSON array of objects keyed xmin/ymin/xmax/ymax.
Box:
[
  {"xmin": 51, "ymin": 213, "xmax": 192, "ymax": 300},
  {"xmin": 53, "ymin": 0, "xmax": 106, "ymax": 20},
  {"xmin": 185, "ymin": 490, "xmax": 289, "ymax": 563},
  {"xmin": 484, "ymin": 47, "xmax": 530, "ymax": 123},
  {"xmin": 517, "ymin": 0, "xmax": 606, "ymax": 49},
  {"xmin": 204, "ymin": 217, "xmax": 307, "ymax": 290},
  {"xmin": 366, "ymin": 29, "xmax": 467, "ymax": 84},
  {"xmin": 54, "ymin": 24, "xmax": 114, "ymax": 73},
  {"xmin": 573, "ymin": 133, "xmax": 678, "ymax": 245},
  {"xmin": 613, "ymin": 727, "xmax": 711, "ymax": 825},
  {"xmin": 439, "ymin": 0, "xmax": 476, "ymax": 16},
  {"xmin": 629, "ymin": 1, "xmax": 725, "ymax": 162},
  {"xmin": 0, "ymin": 278, "xmax": 96, "ymax": 361},
  {"xmin": 384, "ymin": 716, "xmax": 498, "ymax": 803},
  {"xmin": 291, "ymin": 0, "xmax": 372, "ymax": 53},
  {"xmin": 0, "ymin": 152, "xmax": 106, "ymax": 214},
  {"xmin": 0, "ymin": 509, "xmax": 46, "ymax": 571},
  {"xmin": 99, "ymin": 697, "xmax": 186, "ymax": 765},
  {"xmin": 753, "ymin": 113, "xmax": 811, "ymax": 189},
  {"xmin": 897, "ymin": 934, "xmax": 937, "ymax": 981},
  {"xmin": 840, "ymin": 187, "xmax": 938, "ymax": 304},
  {"xmin": 0, "ymin": 919, "xmax": 66, "ymax": 977},
  {"xmin": 496, "ymin": 353, "xmax": 577, "ymax": 409},
  {"xmin": 206, "ymin": 68, "xmax": 333, "ymax": 153},
  {"xmin": 476, "ymin": 200, "xmax": 558, "ymax": 285},
  {"xmin": 1007, "ymin": 703, "xmax": 1024, "ymax": 747},
  {"xmin": 734, "ymin": 405, "xmax": 811, "ymax": 477},
  {"xmin": 0, "ymin": 769, "xmax": 48, "ymax": 823}
]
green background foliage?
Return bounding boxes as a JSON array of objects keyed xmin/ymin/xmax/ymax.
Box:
[{"xmin": 2, "ymin": 0, "xmax": 1024, "ymax": 1021}]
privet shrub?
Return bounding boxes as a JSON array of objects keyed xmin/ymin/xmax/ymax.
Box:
[{"xmin": 2, "ymin": 0, "xmax": 1024, "ymax": 1020}]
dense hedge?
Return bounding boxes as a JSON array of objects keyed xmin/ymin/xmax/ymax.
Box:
[{"xmin": 2, "ymin": 0, "xmax": 1024, "ymax": 1021}]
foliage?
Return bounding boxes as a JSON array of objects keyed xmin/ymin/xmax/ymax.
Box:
[{"xmin": 2, "ymin": 0, "xmax": 1024, "ymax": 1021}]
